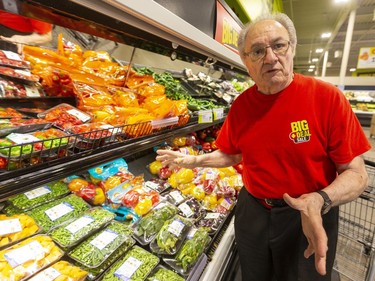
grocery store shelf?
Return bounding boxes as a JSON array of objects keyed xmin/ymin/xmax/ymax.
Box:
[{"xmin": 0, "ymin": 119, "xmax": 224, "ymax": 202}]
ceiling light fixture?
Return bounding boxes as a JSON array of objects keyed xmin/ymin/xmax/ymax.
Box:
[
  {"xmin": 316, "ymin": 48, "xmax": 324, "ymax": 53},
  {"xmin": 308, "ymin": 69, "xmax": 314, "ymax": 72},
  {"xmin": 334, "ymin": 0, "xmax": 350, "ymax": 4},
  {"xmin": 349, "ymin": 68, "xmax": 356, "ymax": 72},
  {"xmin": 321, "ymin": 32, "xmax": 332, "ymax": 39},
  {"xmin": 309, "ymin": 65, "xmax": 315, "ymax": 69},
  {"xmin": 312, "ymin": 58, "xmax": 319, "ymax": 62}
]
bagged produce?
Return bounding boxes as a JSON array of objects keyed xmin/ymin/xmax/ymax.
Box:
[{"xmin": 146, "ymin": 265, "xmax": 185, "ymax": 281}]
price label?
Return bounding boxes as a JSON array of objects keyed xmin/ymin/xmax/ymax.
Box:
[
  {"xmin": 45, "ymin": 202, "xmax": 74, "ymax": 221},
  {"xmin": 3, "ymin": 50, "xmax": 22, "ymax": 61},
  {"xmin": 198, "ymin": 110, "xmax": 213, "ymax": 124},
  {"xmin": 186, "ymin": 227, "xmax": 198, "ymax": 240},
  {"xmin": 25, "ymin": 85, "xmax": 41, "ymax": 97},
  {"xmin": 67, "ymin": 109, "xmax": 90, "ymax": 122},
  {"xmin": 170, "ymin": 191, "xmax": 184, "ymax": 204},
  {"xmin": 7, "ymin": 133, "xmax": 39, "ymax": 144},
  {"xmin": 213, "ymin": 108, "xmax": 224, "ymax": 120},
  {"xmin": 24, "ymin": 186, "xmax": 51, "ymax": 200},
  {"xmin": 4, "ymin": 241, "xmax": 44, "ymax": 268},
  {"xmin": 65, "ymin": 216, "xmax": 94, "ymax": 234},
  {"xmin": 167, "ymin": 218, "xmax": 185, "ymax": 237},
  {"xmin": 205, "ymin": 212, "xmax": 221, "ymax": 219},
  {"xmin": 0, "ymin": 218, "xmax": 22, "ymax": 236},
  {"xmin": 114, "ymin": 256, "xmax": 143, "ymax": 280},
  {"xmin": 15, "ymin": 69, "xmax": 31, "ymax": 77},
  {"xmin": 144, "ymin": 181, "xmax": 159, "ymax": 191},
  {"xmin": 178, "ymin": 202, "xmax": 194, "ymax": 218},
  {"xmin": 90, "ymin": 229, "xmax": 118, "ymax": 250},
  {"xmin": 29, "ymin": 267, "xmax": 61, "ymax": 281}
]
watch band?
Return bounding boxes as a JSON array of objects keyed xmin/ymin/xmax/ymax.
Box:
[{"xmin": 316, "ymin": 190, "xmax": 332, "ymax": 215}]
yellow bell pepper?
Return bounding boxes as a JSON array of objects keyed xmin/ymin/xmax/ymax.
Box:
[{"xmin": 92, "ymin": 188, "xmax": 106, "ymax": 205}]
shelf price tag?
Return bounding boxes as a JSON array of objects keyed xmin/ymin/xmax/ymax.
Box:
[
  {"xmin": 198, "ymin": 110, "xmax": 213, "ymax": 124},
  {"xmin": 213, "ymin": 108, "xmax": 224, "ymax": 120}
]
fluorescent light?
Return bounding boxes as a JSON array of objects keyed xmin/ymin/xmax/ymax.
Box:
[
  {"xmin": 334, "ymin": 0, "xmax": 349, "ymax": 3},
  {"xmin": 321, "ymin": 32, "xmax": 332, "ymax": 39},
  {"xmin": 349, "ymin": 68, "xmax": 356, "ymax": 72},
  {"xmin": 312, "ymin": 58, "xmax": 319, "ymax": 62},
  {"xmin": 308, "ymin": 69, "xmax": 314, "ymax": 72},
  {"xmin": 316, "ymin": 48, "xmax": 324, "ymax": 53},
  {"xmin": 309, "ymin": 65, "xmax": 315, "ymax": 69}
]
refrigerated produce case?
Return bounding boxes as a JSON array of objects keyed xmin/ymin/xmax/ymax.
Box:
[{"xmin": 0, "ymin": 1, "xmax": 242, "ymax": 280}]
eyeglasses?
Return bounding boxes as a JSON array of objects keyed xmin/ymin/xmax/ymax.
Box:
[{"xmin": 244, "ymin": 40, "xmax": 290, "ymax": 61}]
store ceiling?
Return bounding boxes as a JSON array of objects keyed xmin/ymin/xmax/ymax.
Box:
[{"xmin": 282, "ymin": 0, "xmax": 375, "ymax": 77}]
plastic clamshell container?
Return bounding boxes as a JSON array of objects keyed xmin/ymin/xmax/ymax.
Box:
[
  {"xmin": 7, "ymin": 181, "xmax": 70, "ymax": 212},
  {"xmin": 0, "ymin": 234, "xmax": 64, "ymax": 281},
  {"xmin": 28, "ymin": 260, "xmax": 88, "ymax": 281},
  {"xmin": 177, "ymin": 197, "xmax": 206, "ymax": 222},
  {"xmin": 49, "ymin": 207, "xmax": 115, "ymax": 249},
  {"xmin": 132, "ymin": 201, "xmax": 178, "ymax": 245},
  {"xmin": 27, "ymin": 194, "xmax": 90, "ymax": 232},
  {"xmin": 0, "ymin": 213, "xmax": 42, "ymax": 250},
  {"xmin": 68, "ymin": 220, "xmax": 134, "ymax": 269},
  {"xmin": 37, "ymin": 103, "xmax": 92, "ymax": 130},
  {"xmin": 146, "ymin": 264, "xmax": 185, "ymax": 281},
  {"xmin": 0, "ymin": 66, "xmax": 39, "ymax": 85},
  {"xmin": 149, "ymin": 215, "xmax": 193, "ymax": 256},
  {"xmin": 163, "ymin": 227, "xmax": 211, "ymax": 276},
  {"xmin": 101, "ymin": 245, "xmax": 159, "ymax": 281}
]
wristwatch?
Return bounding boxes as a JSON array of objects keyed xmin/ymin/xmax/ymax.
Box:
[{"xmin": 316, "ymin": 190, "xmax": 332, "ymax": 215}]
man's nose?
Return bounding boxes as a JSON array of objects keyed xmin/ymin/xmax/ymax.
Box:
[{"xmin": 263, "ymin": 46, "xmax": 278, "ymax": 63}]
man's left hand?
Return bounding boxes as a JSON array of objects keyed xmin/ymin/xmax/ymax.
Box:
[{"xmin": 283, "ymin": 192, "xmax": 328, "ymax": 276}]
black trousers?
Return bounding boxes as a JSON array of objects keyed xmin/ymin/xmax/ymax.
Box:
[{"xmin": 234, "ymin": 187, "xmax": 338, "ymax": 281}]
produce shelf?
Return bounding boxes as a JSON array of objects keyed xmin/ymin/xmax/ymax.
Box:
[{"xmin": 0, "ymin": 117, "xmax": 224, "ymax": 201}]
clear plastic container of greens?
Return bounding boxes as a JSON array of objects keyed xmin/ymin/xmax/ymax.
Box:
[
  {"xmin": 163, "ymin": 226, "xmax": 211, "ymax": 276},
  {"xmin": 149, "ymin": 215, "xmax": 192, "ymax": 256},
  {"xmin": 132, "ymin": 201, "xmax": 178, "ymax": 245},
  {"xmin": 49, "ymin": 207, "xmax": 115, "ymax": 249},
  {"xmin": 146, "ymin": 265, "xmax": 185, "ymax": 281},
  {"xmin": 101, "ymin": 245, "xmax": 159, "ymax": 281},
  {"xmin": 68, "ymin": 220, "xmax": 135, "ymax": 278},
  {"xmin": 27, "ymin": 194, "xmax": 90, "ymax": 232},
  {"xmin": 7, "ymin": 181, "xmax": 70, "ymax": 212}
]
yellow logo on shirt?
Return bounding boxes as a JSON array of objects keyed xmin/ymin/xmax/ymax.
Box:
[{"xmin": 289, "ymin": 120, "xmax": 311, "ymax": 144}]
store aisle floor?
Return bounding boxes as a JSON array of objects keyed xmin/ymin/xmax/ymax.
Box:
[{"xmin": 231, "ymin": 127, "xmax": 375, "ymax": 281}]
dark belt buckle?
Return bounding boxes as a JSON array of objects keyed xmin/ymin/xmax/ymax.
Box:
[{"xmin": 264, "ymin": 198, "xmax": 275, "ymax": 207}]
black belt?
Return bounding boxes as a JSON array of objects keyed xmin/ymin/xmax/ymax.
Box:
[{"xmin": 261, "ymin": 198, "xmax": 288, "ymax": 208}]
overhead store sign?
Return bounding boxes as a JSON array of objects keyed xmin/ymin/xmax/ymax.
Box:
[
  {"xmin": 215, "ymin": 1, "xmax": 242, "ymax": 54},
  {"xmin": 357, "ymin": 47, "xmax": 375, "ymax": 69}
]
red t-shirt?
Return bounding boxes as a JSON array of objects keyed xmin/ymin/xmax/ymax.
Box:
[
  {"xmin": 215, "ymin": 73, "xmax": 371, "ymax": 199},
  {"xmin": 0, "ymin": 11, "xmax": 52, "ymax": 34}
]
